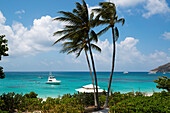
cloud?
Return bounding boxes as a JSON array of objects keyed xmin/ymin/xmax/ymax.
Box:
[
  {"xmin": 143, "ymin": 0, "xmax": 170, "ymax": 18},
  {"xmin": 105, "ymin": 0, "xmax": 145, "ymax": 7},
  {"xmin": 105, "ymin": 0, "xmax": 170, "ymax": 18},
  {"xmin": 162, "ymin": 32, "xmax": 170, "ymax": 40},
  {"xmin": 0, "ymin": 11, "xmax": 64, "ymax": 57},
  {"xmin": 15, "ymin": 10, "xmax": 25, "ymax": 14},
  {"xmin": 0, "ymin": 11, "xmax": 6, "ymax": 24},
  {"xmin": 93, "ymin": 37, "xmax": 170, "ymax": 71}
]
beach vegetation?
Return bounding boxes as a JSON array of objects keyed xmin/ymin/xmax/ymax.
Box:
[
  {"xmin": 109, "ymin": 91, "xmax": 170, "ymax": 113},
  {"xmin": 0, "ymin": 35, "xmax": 8, "ymax": 79},
  {"xmin": 0, "ymin": 91, "xmax": 169, "ymax": 112},
  {"xmin": 93, "ymin": 2, "xmax": 125, "ymax": 107},
  {"xmin": 154, "ymin": 75, "xmax": 170, "ymax": 92},
  {"xmin": 24, "ymin": 91, "xmax": 38, "ymax": 98}
]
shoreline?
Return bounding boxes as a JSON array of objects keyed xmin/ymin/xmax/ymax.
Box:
[{"xmin": 40, "ymin": 91, "xmax": 159, "ymax": 101}]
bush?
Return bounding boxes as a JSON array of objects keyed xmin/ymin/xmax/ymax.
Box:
[
  {"xmin": 99, "ymin": 95, "xmax": 106, "ymax": 106},
  {"xmin": 24, "ymin": 91, "xmax": 38, "ymax": 98},
  {"xmin": 154, "ymin": 76, "xmax": 170, "ymax": 92},
  {"xmin": 109, "ymin": 91, "xmax": 170, "ymax": 113}
]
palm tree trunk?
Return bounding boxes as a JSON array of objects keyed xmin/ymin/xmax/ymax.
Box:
[
  {"xmin": 84, "ymin": 50, "xmax": 97, "ymax": 106},
  {"xmin": 104, "ymin": 26, "xmax": 116, "ymax": 107},
  {"xmin": 87, "ymin": 36, "xmax": 100, "ymax": 109}
]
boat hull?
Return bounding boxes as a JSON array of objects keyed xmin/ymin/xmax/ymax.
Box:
[{"xmin": 46, "ymin": 82, "xmax": 61, "ymax": 85}]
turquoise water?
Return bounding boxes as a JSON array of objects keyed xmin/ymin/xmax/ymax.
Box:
[{"xmin": 0, "ymin": 72, "xmax": 169, "ymax": 98}]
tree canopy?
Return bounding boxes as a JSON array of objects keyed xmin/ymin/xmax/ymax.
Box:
[{"xmin": 0, "ymin": 35, "xmax": 8, "ymax": 79}]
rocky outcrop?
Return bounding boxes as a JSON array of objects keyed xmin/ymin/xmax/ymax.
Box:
[{"xmin": 150, "ymin": 63, "xmax": 170, "ymax": 73}]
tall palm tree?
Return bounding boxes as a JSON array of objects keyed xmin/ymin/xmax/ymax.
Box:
[
  {"xmin": 59, "ymin": 32, "xmax": 101, "ymax": 106},
  {"xmin": 53, "ymin": 0, "xmax": 101, "ymax": 109},
  {"xmin": 93, "ymin": 2, "xmax": 125, "ymax": 107}
]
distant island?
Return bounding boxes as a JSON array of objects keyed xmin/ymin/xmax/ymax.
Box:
[{"xmin": 150, "ymin": 62, "xmax": 170, "ymax": 73}]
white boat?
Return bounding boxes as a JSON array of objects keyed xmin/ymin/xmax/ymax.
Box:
[
  {"xmin": 46, "ymin": 76, "xmax": 61, "ymax": 85},
  {"xmin": 38, "ymin": 77, "xmax": 43, "ymax": 79},
  {"xmin": 75, "ymin": 84, "xmax": 104, "ymax": 93}
]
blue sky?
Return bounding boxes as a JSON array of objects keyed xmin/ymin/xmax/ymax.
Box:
[{"xmin": 0, "ymin": 0, "xmax": 170, "ymax": 72}]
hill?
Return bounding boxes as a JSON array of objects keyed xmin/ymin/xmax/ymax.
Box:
[{"xmin": 150, "ymin": 62, "xmax": 170, "ymax": 73}]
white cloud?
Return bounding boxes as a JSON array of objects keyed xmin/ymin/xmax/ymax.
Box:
[
  {"xmin": 162, "ymin": 32, "xmax": 170, "ymax": 40},
  {"xmin": 0, "ymin": 11, "xmax": 6, "ymax": 24},
  {"xmin": 105, "ymin": 0, "xmax": 170, "ymax": 18},
  {"xmin": 94, "ymin": 37, "xmax": 170, "ymax": 71},
  {"xmin": 143, "ymin": 0, "xmax": 170, "ymax": 18},
  {"xmin": 106, "ymin": 0, "xmax": 145, "ymax": 7},
  {"xmin": 0, "ymin": 11, "xmax": 64, "ymax": 57},
  {"xmin": 15, "ymin": 10, "xmax": 25, "ymax": 14}
]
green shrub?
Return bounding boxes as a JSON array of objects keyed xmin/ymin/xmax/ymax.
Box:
[
  {"xmin": 99, "ymin": 95, "xmax": 106, "ymax": 106},
  {"xmin": 154, "ymin": 76, "xmax": 170, "ymax": 92},
  {"xmin": 109, "ymin": 91, "xmax": 170, "ymax": 113},
  {"xmin": 0, "ymin": 92, "xmax": 15, "ymax": 112},
  {"xmin": 24, "ymin": 91, "xmax": 38, "ymax": 98}
]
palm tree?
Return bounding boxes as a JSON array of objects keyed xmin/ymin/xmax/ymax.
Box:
[
  {"xmin": 59, "ymin": 32, "xmax": 101, "ymax": 106},
  {"xmin": 93, "ymin": 2, "xmax": 125, "ymax": 107},
  {"xmin": 53, "ymin": 0, "xmax": 101, "ymax": 109}
]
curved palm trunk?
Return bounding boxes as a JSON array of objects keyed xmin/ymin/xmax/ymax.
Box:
[
  {"xmin": 104, "ymin": 26, "xmax": 116, "ymax": 107},
  {"xmin": 87, "ymin": 36, "xmax": 100, "ymax": 109},
  {"xmin": 84, "ymin": 50, "xmax": 97, "ymax": 106}
]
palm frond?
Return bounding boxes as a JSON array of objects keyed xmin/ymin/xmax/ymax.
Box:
[
  {"xmin": 116, "ymin": 18, "xmax": 125, "ymax": 26},
  {"xmin": 90, "ymin": 30, "xmax": 98, "ymax": 43},
  {"xmin": 60, "ymin": 45, "xmax": 74, "ymax": 53},
  {"xmin": 76, "ymin": 47, "xmax": 84, "ymax": 58},
  {"xmin": 89, "ymin": 12, "xmax": 94, "ymax": 23},
  {"xmin": 114, "ymin": 27, "xmax": 119, "ymax": 41},
  {"xmin": 58, "ymin": 11, "xmax": 82, "ymax": 24},
  {"xmin": 97, "ymin": 25, "xmax": 110, "ymax": 36},
  {"xmin": 82, "ymin": 0, "xmax": 89, "ymax": 22},
  {"xmin": 92, "ymin": 8, "xmax": 102, "ymax": 14},
  {"xmin": 67, "ymin": 47, "xmax": 79, "ymax": 55},
  {"xmin": 91, "ymin": 44, "xmax": 101, "ymax": 52},
  {"xmin": 54, "ymin": 17, "xmax": 81, "ymax": 26},
  {"xmin": 53, "ymin": 28, "xmax": 86, "ymax": 45},
  {"xmin": 97, "ymin": 19, "xmax": 110, "ymax": 26},
  {"xmin": 53, "ymin": 28, "xmax": 76, "ymax": 36}
]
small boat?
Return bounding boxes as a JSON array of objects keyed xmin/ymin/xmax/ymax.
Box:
[
  {"xmin": 123, "ymin": 71, "xmax": 128, "ymax": 74},
  {"xmin": 46, "ymin": 76, "xmax": 61, "ymax": 85},
  {"xmin": 38, "ymin": 77, "xmax": 43, "ymax": 79}
]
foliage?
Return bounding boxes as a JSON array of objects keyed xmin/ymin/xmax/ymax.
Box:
[
  {"xmin": 0, "ymin": 35, "xmax": 8, "ymax": 79},
  {"xmin": 109, "ymin": 91, "xmax": 170, "ymax": 113},
  {"xmin": 154, "ymin": 76, "xmax": 170, "ymax": 92},
  {"xmin": 0, "ymin": 35, "xmax": 8, "ymax": 60},
  {"xmin": 0, "ymin": 91, "xmax": 169, "ymax": 112},
  {"xmin": 0, "ymin": 66, "xmax": 5, "ymax": 79},
  {"xmin": 24, "ymin": 91, "xmax": 38, "ymax": 98}
]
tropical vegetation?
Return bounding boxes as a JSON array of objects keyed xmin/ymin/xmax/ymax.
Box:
[
  {"xmin": 93, "ymin": 2, "xmax": 125, "ymax": 107},
  {"xmin": 0, "ymin": 35, "xmax": 8, "ymax": 79},
  {"xmin": 53, "ymin": 0, "xmax": 101, "ymax": 109},
  {"xmin": 0, "ymin": 90, "xmax": 169, "ymax": 113},
  {"xmin": 154, "ymin": 75, "xmax": 170, "ymax": 92}
]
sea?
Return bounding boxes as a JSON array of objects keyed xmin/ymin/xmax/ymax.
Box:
[{"xmin": 0, "ymin": 72, "xmax": 169, "ymax": 98}]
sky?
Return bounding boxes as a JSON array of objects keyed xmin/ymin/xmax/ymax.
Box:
[{"xmin": 0, "ymin": 0, "xmax": 170, "ymax": 72}]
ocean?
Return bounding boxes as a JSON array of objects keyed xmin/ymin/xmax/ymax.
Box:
[{"xmin": 0, "ymin": 72, "xmax": 169, "ymax": 98}]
